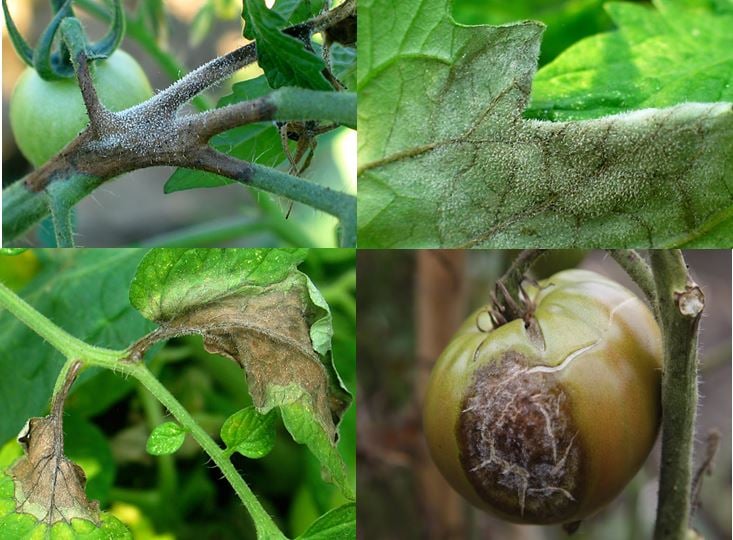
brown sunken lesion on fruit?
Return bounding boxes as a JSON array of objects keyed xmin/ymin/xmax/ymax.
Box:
[{"xmin": 457, "ymin": 351, "xmax": 583, "ymax": 523}]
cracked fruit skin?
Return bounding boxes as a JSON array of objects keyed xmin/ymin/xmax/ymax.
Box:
[
  {"xmin": 9, "ymin": 50, "xmax": 153, "ymax": 167},
  {"xmin": 423, "ymin": 269, "xmax": 662, "ymax": 525}
]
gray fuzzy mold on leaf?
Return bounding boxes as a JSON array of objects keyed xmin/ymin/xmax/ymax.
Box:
[{"xmin": 358, "ymin": 0, "xmax": 733, "ymax": 247}]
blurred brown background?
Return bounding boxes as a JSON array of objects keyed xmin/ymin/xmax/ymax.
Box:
[{"xmin": 357, "ymin": 250, "xmax": 732, "ymax": 540}]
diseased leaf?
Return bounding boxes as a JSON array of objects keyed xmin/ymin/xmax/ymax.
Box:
[
  {"xmin": 297, "ymin": 502, "xmax": 355, "ymax": 540},
  {"xmin": 220, "ymin": 407, "xmax": 276, "ymax": 458},
  {"xmin": 146, "ymin": 422, "xmax": 186, "ymax": 456},
  {"xmin": 242, "ymin": 0, "xmax": 331, "ymax": 90},
  {"xmin": 0, "ymin": 363, "xmax": 130, "ymax": 537},
  {"xmin": 0, "ymin": 250, "xmax": 153, "ymax": 445},
  {"xmin": 527, "ymin": 0, "xmax": 733, "ymax": 121},
  {"xmin": 4, "ymin": 363, "xmax": 103, "ymax": 529},
  {"xmin": 129, "ymin": 249, "xmax": 352, "ymax": 496},
  {"xmin": 357, "ymin": 0, "xmax": 733, "ymax": 248}
]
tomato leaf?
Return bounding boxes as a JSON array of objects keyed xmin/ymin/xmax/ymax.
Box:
[
  {"xmin": 10, "ymin": 414, "xmax": 99, "ymax": 524},
  {"xmin": 0, "ymin": 250, "xmax": 153, "ymax": 445},
  {"xmin": 273, "ymin": 0, "xmax": 326, "ymax": 26},
  {"xmin": 297, "ymin": 502, "xmax": 355, "ymax": 540},
  {"xmin": 242, "ymin": 0, "xmax": 331, "ymax": 90},
  {"xmin": 129, "ymin": 248, "xmax": 353, "ymax": 497},
  {"xmin": 527, "ymin": 0, "xmax": 733, "ymax": 121},
  {"xmin": 146, "ymin": 422, "xmax": 187, "ymax": 456},
  {"xmin": 358, "ymin": 0, "xmax": 733, "ymax": 248},
  {"xmin": 220, "ymin": 406, "xmax": 276, "ymax": 458}
]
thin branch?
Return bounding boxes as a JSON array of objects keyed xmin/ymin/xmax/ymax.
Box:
[
  {"xmin": 140, "ymin": 0, "xmax": 355, "ymax": 114},
  {"xmin": 148, "ymin": 44, "xmax": 257, "ymax": 113},
  {"xmin": 46, "ymin": 191, "xmax": 74, "ymax": 247},
  {"xmin": 650, "ymin": 250, "xmax": 705, "ymax": 540},
  {"xmin": 2, "ymin": 3, "xmax": 357, "ymax": 246},
  {"xmin": 608, "ymin": 250, "xmax": 658, "ymax": 316},
  {"xmin": 50, "ymin": 360, "xmax": 82, "ymax": 420},
  {"xmin": 192, "ymin": 149, "xmax": 356, "ymax": 246},
  {"xmin": 189, "ymin": 96, "xmax": 275, "ymax": 141}
]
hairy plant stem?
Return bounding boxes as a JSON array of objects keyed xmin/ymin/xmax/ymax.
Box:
[
  {"xmin": 0, "ymin": 282, "xmax": 121, "ymax": 366},
  {"xmin": 130, "ymin": 363, "xmax": 286, "ymax": 539},
  {"xmin": 2, "ymin": 1, "xmax": 357, "ymax": 247},
  {"xmin": 648, "ymin": 250, "xmax": 704, "ymax": 540},
  {"xmin": 608, "ymin": 250, "xmax": 658, "ymax": 316},
  {"xmin": 0, "ymin": 281, "xmax": 287, "ymax": 539}
]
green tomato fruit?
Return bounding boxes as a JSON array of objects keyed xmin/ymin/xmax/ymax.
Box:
[
  {"xmin": 423, "ymin": 269, "xmax": 662, "ymax": 525},
  {"xmin": 9, "ymin": 50, "xmax": 153, "ymax": 167}
]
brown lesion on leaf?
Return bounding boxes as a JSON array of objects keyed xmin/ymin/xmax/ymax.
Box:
[
  {"xmin": 127, "ymin": 280, "xmax": 350, "ymax": 441},
  {"xmin": 458, "ymin": 352, "xmax": 583, "ymax": 524},
  {"xmin": 10, "ymin": 361, "xmax": 100, "ymax": 525}
]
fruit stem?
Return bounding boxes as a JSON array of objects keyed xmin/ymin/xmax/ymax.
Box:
[
  {"xmin": 490, "ymin": 249, "xmax": 546, "ymax": 326},
  {"xmin": 608, "ymin": 250, "xmax": 658, "ymax": 317}
]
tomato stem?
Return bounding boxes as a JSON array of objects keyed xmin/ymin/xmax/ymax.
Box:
[
  {"xmin": 608, "ymin": 250, "xmax": 658, "ymax": 316},
  {"xmin": 649, "ymin": 250, "xmax": 704, "ymax": 540}
]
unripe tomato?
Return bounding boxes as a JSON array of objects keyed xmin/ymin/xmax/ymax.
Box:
[
  {"xmin": 9, "ymin": 50, "xmax": 153, "ymax": 167},
  {"xmin": 423, "ymin": 269, "xmax": 662, "ymax": 525}
]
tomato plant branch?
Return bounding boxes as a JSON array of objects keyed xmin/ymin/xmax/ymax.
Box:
[
  {"xmin": 0, "ymin": 281, "xmax": 288, "ymax": 539},
  {"xmin": 46, "ymin": 185, "xmax": 75, "ymax": 248},
  {"xmin": 2, "ymin": 2, "xmax": 357, "ymax": 247},
  {"xmin": 608, "ymin": 250, "xmax": 658, "ymax": 316},
  {"xmin": 0, "ymin": 282, "xmax": 122, "ymax": 366},
  {"xmin": 649, "ymin": 250, "xmax": 704, "ymax": 540},
  {"xmin": 125, "ymin": 363, "xmax": 288, "ymax": 540}
]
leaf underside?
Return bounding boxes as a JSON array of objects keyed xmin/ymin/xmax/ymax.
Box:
[{"xmin": 357, "ymin": 0, "xmax": 733, "ymax": 247}]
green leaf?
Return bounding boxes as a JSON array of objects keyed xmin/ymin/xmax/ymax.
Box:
[
  {"xmin": 281, "ymin": 399, "xmax": 353, "ymax": 499},
  {"xmin": 220, "ymin": 406, "xmax": 276, "ymax": 458},
  {"xmin": 165, "ymin": 76, "xmax": 288, "ymax": 194},
  {"xmin": 273, "ymin": 0, "xmax": 326, "ymax": 26},
  {"xmin": 357, "ymin": 0, "xmax": 733, "ymax": 248},
  {"xmin": 0, "ymin": 249, "xmax": 27, "ymax": 256},
  {"xmin": 146, "ymin": 422, "xmax": 186, "ymax": 456},
  {"xmin": 0, "ymin": 250, "xmax": 153, "ymax": 445},
  {"xmin": 527, "ymin": 0, "xmax": 733, "ymax": 121},
  {"xmin": 242, "ymin": 0, "xmax": 331, "ymax": 90},
  {"xmin": 297, "ymin": 503, "xmax": 355, "ymax": 540},
  {"xmin": 452, "ymin": 0, "xmax": 615, "ymax": 66},
  {"xmin": 128, "ymin": 248, "xmax": 352, "ymax": 496},
  {"xmin": 129, "ymin": 248, "xmax": 308, "ymax": 321}
]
